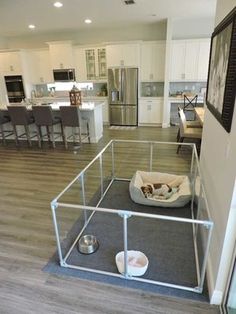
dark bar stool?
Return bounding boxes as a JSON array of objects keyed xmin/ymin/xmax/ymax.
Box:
[
  {"xmin": 0, "ymin": 111, "xmax": 14, "ymax": 145},
  {"xmin": 32, "ymin": 105, "xmax": 63, "ymax": 148},
  {"xmin": 7, "ymin": 105, "xmax": 36, "ymax": 146},
  {"xmin": 60, "ymin": 106, "xmax": 90, "ymax": 149}
]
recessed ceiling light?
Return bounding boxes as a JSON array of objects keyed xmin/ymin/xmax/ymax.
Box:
[
  {"xmin": 28, "ymin": 24, "xmax": 35, "ymax": 29},
  {"xmin": 54, "ymin": 2, "xmax": 63, "ymax": 8},
  {"xmin": 85, "ymin": 19, "xmax": 92, "ymax": 24}
]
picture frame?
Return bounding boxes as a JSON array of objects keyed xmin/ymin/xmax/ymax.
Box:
[{"xmin": 206, "ymin": 7, "xmax": 236, "ymax": 133}]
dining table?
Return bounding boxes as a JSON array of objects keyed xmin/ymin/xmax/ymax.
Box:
[{"xmin": 194, "ymin": 107, "xmax": 205, "ymax": 126}]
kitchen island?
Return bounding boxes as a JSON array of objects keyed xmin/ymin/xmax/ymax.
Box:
[
  {"xmin": 49, "ymin": 101, "xmax": 104, "ymax": 143},
  {"xmin": 0, "ymin": 101, "xmax": 104, "ymax": 144}
]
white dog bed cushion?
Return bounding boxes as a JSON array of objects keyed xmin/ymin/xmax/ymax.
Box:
[{"xmin": 129, "ymin": 171, "xmax": 191, "ymax": 208}]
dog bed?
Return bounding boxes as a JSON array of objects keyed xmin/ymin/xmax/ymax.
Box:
[{"xmin": 129, "ymin": 171, "xmax": 191, "ymax": 208}]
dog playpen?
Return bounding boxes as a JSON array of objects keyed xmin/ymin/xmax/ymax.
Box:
[{"xmin": 51, "ymin": 140, "xmax": 213, "ymax": 294}]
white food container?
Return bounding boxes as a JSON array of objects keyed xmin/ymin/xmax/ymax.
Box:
[{"xmin": 115, "ymin": 250, "xmax": 149, "ymax": 277}]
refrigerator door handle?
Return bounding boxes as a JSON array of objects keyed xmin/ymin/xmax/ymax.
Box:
[{"xmin": 120, "ymin": 68, "xmax": 124, "ymax": 104}]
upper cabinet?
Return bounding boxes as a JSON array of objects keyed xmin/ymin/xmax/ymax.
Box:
[
  {"xmin": 106, "ymin": 43, "xmax": 140, "ymax": 68},
  {"xmin": 26, "ymin": 49, "xmax": 53, "ymax": 84},
  {"xmin": 0, "ymin": 51, "xmax": 22, "ymax": 75},
  {"xmin": 74, "ymin": 47, "xmax": 87, "ymax": 81},
  {"xmin": 140, "ymin": 41, "xmax": 166, "ymax": 82},
  {"xmin": 85, "ymin": 47, "xmax": 107, "ymax": 80},
  {"xmin": 74, "ymin": 46, "xmax": 107, "ymax": 81},
  {"xmin": 197, "ymin": 40, "xmax": 211, "ymax": 81},
  {"xmin": 170, "ymin": 39, "xmax": 210, "ymax": 82},
  {"xmin": 47, "ymin": 41, "xmax": 74, "ymax": 69},
  {"xmin": 97, "ymin": 48, "xmax": 107, "ymax": 79}
]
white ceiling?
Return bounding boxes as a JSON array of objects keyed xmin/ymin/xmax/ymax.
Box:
[{"xmin": 0, "ymin": 0, "xmax": 217, "ymax": 37}]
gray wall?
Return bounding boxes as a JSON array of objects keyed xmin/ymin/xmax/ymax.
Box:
[
  {"xmin": 172, "ymin": 17, "xmax": 215, "ymax": 39},
  {"xmin": 0, "ymin": 36, "xmax": 8, "ymax": 49}
]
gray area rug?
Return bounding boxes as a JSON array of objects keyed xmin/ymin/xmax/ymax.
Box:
[{"xmin": 44, "ymin": 180, "xmax": 209, "ymax": 302}]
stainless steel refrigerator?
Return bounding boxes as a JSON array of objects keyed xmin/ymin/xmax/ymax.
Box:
[{"xmin": 108, "ymin": 68, "xmax": 138, "ymax": 126}]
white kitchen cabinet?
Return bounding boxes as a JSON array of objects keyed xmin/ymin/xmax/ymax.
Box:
[
  {"xmin": 27, "ymin": 49, "xmax": 53, "ymax": 84},
  {"xmin": 74, "ymin": 47, "xmax": 87, "ymax": 81},
  {"xmin": 85, "ymin": 47, "xmax": 107, "ymax": 80},
  {"xmin": 102, "ymin": 98, "xmax": 109, "ymax": 123},
  {"xmin": 106, "ymin": 43, "xmax": 140, "ymax": 68},
  {"xmin": 47, "ymin": 41, "xmax": 74, "ymax": 69},
  {"xmin": 74, "ymin": 47, "xmax": 107, "ymax": 81},
  {"xmin": 170, "ymin": 41, "xmax": 186, "ymax": 81},
  {"xmin": 184, "ymin": 41, "xmax": 199, "ymax": 81},
  {"xmin": 140, "ymin": 42, "xmax": 166, "ymax": 82},
  {"xmin": 197, "ymin": 40, "xmax": 211, "ymax": 81},
  {"xmin": 0, "ymin": 51, "xmax": 22, "ymax": 75},
  {"xmin": 170, "ymin": 39, "xmax": 210, "ymax": 82},
  {"xmin": 139, "ymin": 98, "xmax": 163, "ymax": 125}
]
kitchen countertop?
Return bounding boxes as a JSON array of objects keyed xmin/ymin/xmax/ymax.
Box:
[
  {"xmin": 139, "ymin": 97, "xmax": 164, "ymax": 99},
  {"xmin": 31, "ymin": 96, "xmax": 108, "ymax": 102},
  {"xmin": 0, "ymin": 101, "xmax": 105, "ymax": 112},
  {"xmin": 48, "ymin": 101, "xmax": 104, "ymax": 111},
  {"xmin": 168, "ymin": 95, "xmax": 204, "ymax": 103}
]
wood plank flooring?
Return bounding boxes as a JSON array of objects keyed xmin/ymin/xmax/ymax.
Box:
[{"xmin": 0, "ymin": 126, "xmax": 219, "ymax": 314}]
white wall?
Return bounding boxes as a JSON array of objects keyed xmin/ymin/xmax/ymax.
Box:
[
  {"xmin": 5, "ymin": 22, "xmax": 167, "ymax": 49},
  {"xmin": 200, "ymin": 0, "xmax": 236, "ymax": 304},
  {"xmin": 172, "ymin": 17, "xmax": 215, "ymax": 39},
  {"xmin": 227, "ymin": 182, "xmax": 236, "ymax": 308}
]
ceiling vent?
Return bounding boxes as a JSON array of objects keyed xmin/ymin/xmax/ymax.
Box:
[{"xmin": 123, "ymin": 0, "xmax": 136, "ymax": 5}]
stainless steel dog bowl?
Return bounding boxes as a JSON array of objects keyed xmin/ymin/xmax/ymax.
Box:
[{"xmin": 77, "ymin": 235, "xmax": 99, "ymax": 254}]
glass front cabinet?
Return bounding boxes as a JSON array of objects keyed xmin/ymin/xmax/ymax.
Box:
[{"xmin": 85, "ymin": 47, "xmax": 107, "ymax": 80}]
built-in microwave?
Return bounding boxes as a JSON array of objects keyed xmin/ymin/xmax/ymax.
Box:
[{"xmin": 53, "ymin": 69, "xmax": 76, "ymax": 82}]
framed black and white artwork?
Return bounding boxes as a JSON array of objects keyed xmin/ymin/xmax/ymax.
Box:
[{"xmin": 206, "ymin": 7, "xmax": 236, "ymax": 133}]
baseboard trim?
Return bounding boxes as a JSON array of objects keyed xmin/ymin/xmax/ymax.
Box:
[
  {"xmin": 211, "ymin": 290, "xmax": 223, "ymax": 305},
  {"xmin": 138, "ymin": 123, "xmax": 162, "ymax": 127},
  {"xmin": 162, "ymin": 122, "xmax": 170, "ymax": 128},
  {"xmin": 206, "ymin": 254, "xmax": 223, "ymax": 305}
]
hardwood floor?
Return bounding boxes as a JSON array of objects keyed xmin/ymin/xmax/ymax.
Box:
[{"xmin": 0, "ymin": 126, "xmax": 219, "ymax": 314}]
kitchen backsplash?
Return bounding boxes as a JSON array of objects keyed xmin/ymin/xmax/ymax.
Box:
[
  {"xmin": 169, "ymin": 82, "xmax": 207, "ymax": 96},
  {"xmin": 140, "ymin": 82, "xmax": 164, "ymax": 97},
  {"xmin": 34, "ymin": 82, "xmax": 108, "ymax": 98}
]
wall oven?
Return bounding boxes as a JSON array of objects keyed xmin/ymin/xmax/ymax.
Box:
[{"xmin": 4, "ymin": 75, "xmax": 25, "ymax": 103}]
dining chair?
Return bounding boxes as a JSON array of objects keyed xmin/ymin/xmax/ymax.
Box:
[
  {"xmin": 183, "ymin": 94, "xmax": 198, "ymax": 120},
  {"xmin": 176, "ymin": 106, "xmax": 201, "ymax": 142},
  {"xmin": 177, "ymin": 108, "xmax": 202, "ymax": 154},
  {"xmin": 7, "ymin": 105, "xmax": 36, "ymax": 146},
  {"xmin": 32, "ymin": 105, "xmax": 63, "ymax": 148},
  {"xmin": 60, "ymin": 106, "xmax": 90, "ymax": 149}
]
